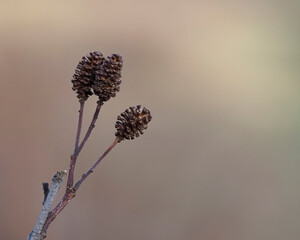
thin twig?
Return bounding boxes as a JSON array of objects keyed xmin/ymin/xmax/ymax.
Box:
[
  {"xmin": 74, "ymin": 138, "xmax": 119, "ymax": 191},
  {"xmin": 41, "ymin": 138, "xmax": 118, "ymax": 235},
  {"xmin": 42, "ymin": 102, "xmax": 102, "ymax": 235},
  {"xmin": 67, "ymin": 101, "xmax": 85, "ymax": 189},
  {"xmin": 76, "ymin": 103, "xmax": 102, "ymax": 156},
  {"xmin": 41, "ymin": 190, "xmax": 76, "ymax": 235},
  {"xmin": 74, "ymin": 101, "xmax": 85, "ymax": 152},
  {"xmin": 27, "ymin": 171, "xmax": 67, "ymax": 240}
]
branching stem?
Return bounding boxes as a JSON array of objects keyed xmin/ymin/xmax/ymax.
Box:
[
  {"xmin": 27, "ymin": 171, "xmax": 67, "ymax": 240},
  {"xmin": 74, "ymin": 138, "xmax": 119, "ymax": 191},
  {"xmin": 67, "ymin": 101, "xmax": 85, "ymax": 189},
  {"xmin": 77, "ymin": 102, "xmax": 102, "ymax": 155},
  {"xmin": 41, "ymin": 138, "xmax": 118, "ymax": 237}
]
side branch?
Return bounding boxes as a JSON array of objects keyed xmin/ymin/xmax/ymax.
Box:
[
  {"xmin": 74, "ymin": 138, "xmax": 118, "ymax": 191},
  {"xmin": 40, "ymin": 103, "xmax": 103, "ymax": 236},
  {"xmin": 67, "ymin": 101, "xmax": 85, "ymax": 189},
  {"xmin": 77, "ymin": 103, "xmax": 102, "ymax": 155},
  {"xmin": 41, "ymin": 138, "xmax": 118, "ymax": 233},
  {"xmin": 42, "ymin": 183, "xmax": 49, "ymax": 205},
  {"xmin": 74, "ymin": 101, "xmax": 85, "ymax": 152},
  {"xmin": 27, "ymin": 170, "xmax": 67, "ymax": 240}
]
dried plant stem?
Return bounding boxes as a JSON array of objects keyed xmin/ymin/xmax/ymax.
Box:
[
  {"xmin": 27, "ymin": 51, "xmax": 152, "ymax": 240},
  {"xmin": 67, "ymin": 101, "xmax": 85, "ymax": 189},
  {"xmin": 74, "ymin": 101, "xmax": 85, "ymax": 152},
  {"xmin": 41, "ymin": 138, "xmax": 118, "ymax": 236},
  {"xmin": 27, "ymin": 171, "xmax": 67, "ymax": 240},
  {"xmin": 67, "ymin": 102, "xmax": 101, "ymax": 190},
  {"xmin": 77, "ymin": 103, "xmax": 102, "ymax": 155},
  {"xmin": 74, "ymin": 138, "xmax": 119, "ymax": 191},
  {"xmin": 42, "ymin": 103, "xmax": 102, "ymax": 234},
  {"xmin": 41, "ymin": 189, "xmax": 76, "ymax": 235}
]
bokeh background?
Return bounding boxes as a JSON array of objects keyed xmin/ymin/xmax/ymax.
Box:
[{"xmin": 0, "ymin": 1, "xmax": 299, "ymax": 239}]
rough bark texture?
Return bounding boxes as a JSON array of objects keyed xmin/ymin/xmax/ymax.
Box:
[{"xmin": 27, "ymin": 171, "xmax": 67, "ymax": 240}]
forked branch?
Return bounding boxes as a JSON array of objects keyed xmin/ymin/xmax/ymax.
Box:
[
  {"xmin": 74, "ymin": 138, "xmax": 119, "ymax": 191},
  {"xmin": 27, "ymin": 171, "xmax": 67, "ymax": 240},
  {"xmin": 27, "ymin": 51, "xmax": 152, "ymax": 240}
]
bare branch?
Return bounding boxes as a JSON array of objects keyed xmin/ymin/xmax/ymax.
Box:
[
  {"xmin": 40, "ymin": 103, "xmax": 104, "ymax": 236},
  {"xmin": 67, "ymin": 101, "xmax": 85, "ymax": 189},
  {"xmin": 77, "ymin": 103, "xmax": 102, "ymax": 155},
  {"xmin": 74, "ymin": 138, "xmax": 118, "ymax": 191},
  {"xmin": 74, "ymin": 101, "xmax": 85, "ymax": 152},
  {"xmin": 27, "ymin": 171, "xmax": 67, "ymax": 240}
]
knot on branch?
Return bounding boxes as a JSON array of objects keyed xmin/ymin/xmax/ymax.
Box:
[
  {"xmin": 66, "ymin": 186, "xmax": 77, "ymax": 198},
  {"xmin": 52, "ymin": 170, "xmax": 67, "ymax": 183}
]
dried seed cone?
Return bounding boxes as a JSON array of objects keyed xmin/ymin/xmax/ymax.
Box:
[
  {"xmin": 92, "ymin": 54, "xmax": 123, "ymax": 103},
  {"xmin": 115, "ymin": 105, "xmax": 152, "ymax": 142},
  {"xmin": 72, "ymin": 51, "xmax": 105, "ymax": 101}
]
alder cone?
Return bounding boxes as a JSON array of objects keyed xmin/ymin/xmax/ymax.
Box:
[
  {"xmin": 115, "ymin": 105, "xmax": 152, "ymax": 142},
  {"xmin": 72, "ymin": 51, "xmax": 105, "ymax": 101},
  {"xmin": 92, "ymin": 54, "xmax": 123, "ymax": 103}
]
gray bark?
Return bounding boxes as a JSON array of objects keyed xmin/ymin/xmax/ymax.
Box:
[{"xmin": 27, "ymin": 170, "xmax": 67, "ymax": 240}]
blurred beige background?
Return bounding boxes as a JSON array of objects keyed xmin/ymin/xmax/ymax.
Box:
[{"xmin": 0, "ymin": 1, "xmax": 299, "ymax": 239}]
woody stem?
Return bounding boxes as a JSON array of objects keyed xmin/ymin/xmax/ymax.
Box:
[{"xmin": 74, "ymin": 138, "xmax": 119, "ymax": 191}]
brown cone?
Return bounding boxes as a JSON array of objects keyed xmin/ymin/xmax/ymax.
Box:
[
  {"xmin": 115, "ymin": 105, "xmax": 152, "ymax": 142},
  {"xmin": 72, "ymin": 51, "xmax": 105, "ymax": 101},
  {"xmin": 92, "ymin": 54, "xmax": 123, "ymax": 104}
]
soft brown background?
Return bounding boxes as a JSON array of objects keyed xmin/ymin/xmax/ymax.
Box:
[{"xmin": 0, "ymin": 1, "xmax": 299, "ymax": 239}]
